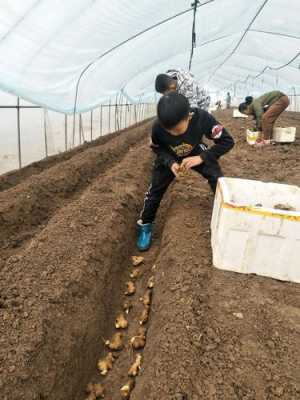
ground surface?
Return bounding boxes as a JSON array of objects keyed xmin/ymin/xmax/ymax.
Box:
[{"xmin": 0, "ymin": 111, "xmax": 300, "ymax": 400}]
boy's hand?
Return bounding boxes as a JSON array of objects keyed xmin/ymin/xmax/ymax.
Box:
[
  {"xmin": 170, "ymin": 162, "xmax": 180, "ymax": 177},
  {"xmin": 181, "ymin": 156, "xmax": 203, "ymax": 170}
]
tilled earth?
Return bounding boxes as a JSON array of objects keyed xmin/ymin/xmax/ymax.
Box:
[{"xmin": 0, "ymin": 111, "xmax": 299, "ymax": 400}]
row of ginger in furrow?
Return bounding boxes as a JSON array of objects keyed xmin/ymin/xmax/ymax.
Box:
[{"xmin": 85, "ymin": 256, "xmax": 154, "ymax": 400}]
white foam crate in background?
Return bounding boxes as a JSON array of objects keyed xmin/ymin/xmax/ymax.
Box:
[
  {"xmin": 211, "ymin": 177, "xmax": 300, "ymax": 283},
  {"xmin": 273, "ymin": 127, "xmax": 296, "ymax": 143},
  {"xmin": 233, "ymin": 109, "xmax": 248, "ymax": 118}
]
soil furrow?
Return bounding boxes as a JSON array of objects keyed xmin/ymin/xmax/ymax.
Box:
[
  {"xmin": 0, "ymin": 122, "xmax": 151, "ymax": 266},
  {"xmin": 0, "ymin": 121, "xmax": 151, "ymax": 193},
  {"xmin": 78, "ymin": 179, "xmax": 174, "ymax": 400},
  {"xmin": 0, "ymin": 140, "xmax": 152, "ymax": 400}
]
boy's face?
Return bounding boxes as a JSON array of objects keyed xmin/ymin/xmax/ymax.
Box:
[
  {"xmin": 165, "ymin": 112, "xmax": 193, "ymax": 136},
  {"xmin": 163, "ymin": 80, "xmax": 177, "ymax": 95}
]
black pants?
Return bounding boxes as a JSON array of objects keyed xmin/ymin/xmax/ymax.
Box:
[{"xmin": 140, "ymin": 160, "xmax": 223, "ymax": 224}]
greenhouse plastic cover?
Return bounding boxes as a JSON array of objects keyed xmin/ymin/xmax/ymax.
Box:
[{"xmin": 0, "ymin": 0, "xmax": 299, "ymax": 113}]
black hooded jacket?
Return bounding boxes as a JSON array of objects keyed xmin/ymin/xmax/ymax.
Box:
[{"xmin": 151, "ymin": 108, "xmax": 234, "ymax": 168}]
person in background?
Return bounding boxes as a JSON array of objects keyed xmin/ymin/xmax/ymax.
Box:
[
  {"xmin": 204, "ymin": 95, "xmax": 211, "ymax": 111},
  {"xmin": 155, "ymin": 69, "xmax": 207, "ymax": 109},
  {"xmin": 238, "ymin": 91, "xmax": 290, "ymax": 146},
  {"xmin": 215, "ymin": 100, "xmax": 222, "ymax": 110},
  {"xmin": 226, "ymin": 92, "xmax": 231, "ymax": 109},
  {"xmin": 136, "ymin": 92, "xmax": 234, "ymax": 251}
]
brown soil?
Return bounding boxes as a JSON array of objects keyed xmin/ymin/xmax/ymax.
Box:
[
  {"xmin": 0, "ymin": 121, "xmax": 151, "ymax": 270},
  {"xmin": 0, "ymin": 111, "xmax": 300, "ymax": 400}
]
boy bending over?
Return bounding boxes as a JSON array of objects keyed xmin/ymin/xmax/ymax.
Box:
[
  {"xmin": 155, "ymin": 69, "xmax": 207, "ymax": 109},
  {"xmin": 137, "ymin": 92, "xmax": 234, "ymax": 251}
]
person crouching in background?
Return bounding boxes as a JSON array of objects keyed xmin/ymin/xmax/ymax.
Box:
[
  {"xmin": 155, "ymin": 69, "xmax": 207, "ymax": 109},
  {"xmin": 238, "ymin": 91, "xmax": 290, "ymax": 146}
]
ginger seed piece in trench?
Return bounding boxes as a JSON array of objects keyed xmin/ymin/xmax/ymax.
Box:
[
  {"xmin": 125, "ymin": 281, "xmax": 136, "ymax": 296},
  {"xmin": 130, "ymin": 327, "xmax": 147, "ymax": 350},
  {"xmin": 147, "ymin": 275, "xmax": 155, "ymax": 289},
  {"xmin": 177, "ymin": 164, "xmax": 191, "ymax": 178},
  {"xmin": 132, "ymin": 256, "xmax": 144, "ymax": 266},
  {"xmin": 93, "ymin": 383, "xmax": 105, "ymax": 398},
  {"xmin": 139, "ymin": 305, "xmax": 150, "ymax": 325},
  {"xmin": 97, "ymin": 352, "xmax": 114, "ymax": 375},
  {"xmin": 140, "ymin": 289, "xmax": 152, "ymax": 306},
  {"xmin": 105, "ymin": 332, "xmax": 124, "ymax": 351},
  {"xmin": 120, "ymin": 379, "xmax": 135, "ymax": 399},
  {"xmin": 128, "ymin": 354, "xmax": 142, "ymax": 377},
  {"xmin": 115, "ymin": 313, "xmax": 128, "ymax": 329},
  {"xmin": 130, "ymin": 334, "xmax": 146, "ymax": 350},
  {"xmin": 130, "ymin": 268, "xmax": 142, "ymax": 280}
]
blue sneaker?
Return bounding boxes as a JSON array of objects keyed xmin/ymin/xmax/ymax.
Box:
[{"xmin": 137, "ymin": 220, "xmax": 153, "ymax": 251}]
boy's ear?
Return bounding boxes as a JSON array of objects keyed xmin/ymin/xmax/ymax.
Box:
[
  {"xmin": 188, "ymin": 112, "xmax": 193, "ymax": 121},
  {"xmin": 169, "ymin": 83, "xmax": 177, "ymax": 91}
]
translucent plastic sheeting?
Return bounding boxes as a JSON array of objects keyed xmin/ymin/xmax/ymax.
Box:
[
  {"xmin": 0, "ymin": 90, "xmax": 154, "ymax": 174},
  {"xmin": 0, "ymin": 0, "xmax": 299, "ymax": 113}
]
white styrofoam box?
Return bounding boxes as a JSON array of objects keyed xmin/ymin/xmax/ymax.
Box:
[
  {"xmin": 273, "ymin": 127, "xmax": 296, "ymax": 143},
  {"xmin": 211, "ymin": 177, "xmax": 300, "ymax": 283},
  {"xmin": 233, "ymin": 109, "xmax": 248, "ymax": 118}
]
